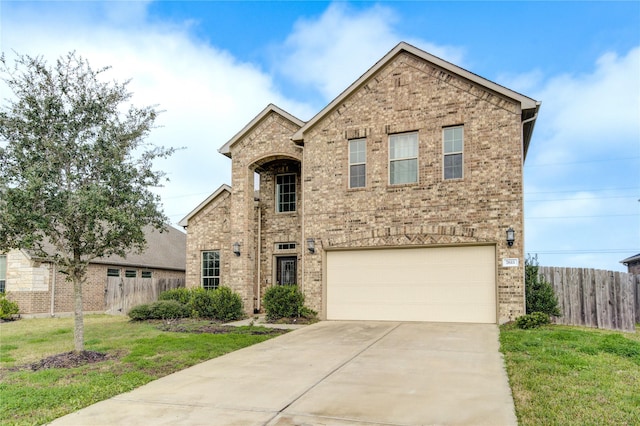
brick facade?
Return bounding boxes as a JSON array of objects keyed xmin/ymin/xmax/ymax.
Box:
[
  {"xmin": 181, "ymin": 43, "xmax": 539, "ymax": 323},
  {"xmin": 184, "ymin": 187, "xmax": 232, "ymax": 290},
  {"xmin": 5, "ymin": 252, "xmax": 186, "ymax": 316}
]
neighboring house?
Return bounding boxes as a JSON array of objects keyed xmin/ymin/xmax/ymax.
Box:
[
  {"xmin": 179, "ymin": 42, "xmax": 540, "ymax": 324},
  {"xmin": 620, "ymin": 253, "xmax": 640, "ymax": 274},
  {"xmin": 1, "ymin": 225, "xmax": 186, "ymax": 316}
]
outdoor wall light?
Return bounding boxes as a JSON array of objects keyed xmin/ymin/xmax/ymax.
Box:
[
  {"xmin": 506, "ymin": 227, "xmax": 515, "ymax": 247},
  {"xmin": 233, "ymin": 242, "xmax": 241, "ymax": 256},
  {"xmin": 306, "ymin": 238, "xmax": 315, "ymax": 254}
]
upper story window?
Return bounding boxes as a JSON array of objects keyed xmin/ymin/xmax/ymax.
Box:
[
  {"xmin": 107, "ymin": 268, "xmax": 120, "ymax": 277},
  {"xmin": 125, "ymin": 270, "xmax": 137, "ymax": 278},
  {"xmin": 349, "ymin": 138, "xmax": 366, "ymax": 188},
  {"xmin": 0, "ymin": 255, "xmax": 6, "ymax": 293},
  {"xmin": 141, "ymin": 271, "xmax": 152, "ymax": 278},
  {"xmin": 443, "ymin": 126, "xmax": 463, "ymax": 180},
  {"xmin": 276, "ymin": 174, "xmax": 296, "ymax": 213},
  {"xmin": 389, "ymin": 132, "xmax": 418, "ymax": 185},
  {"xmin": 202, "ymin": 250, "xmax": 220, "ymax": 290}
]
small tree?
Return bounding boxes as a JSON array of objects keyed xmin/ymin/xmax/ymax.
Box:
[
  {"xmin": 525, "ymin": 254, "xmax": 561, "ymax": 316},
  {"xmin": 0, "ymin": 52, "xmax": 175, "ymax": 351}
]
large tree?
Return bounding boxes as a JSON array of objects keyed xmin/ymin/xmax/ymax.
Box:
[{"xmin": 0, "ymin": 52, "xmax": 175, "ymax": 351}]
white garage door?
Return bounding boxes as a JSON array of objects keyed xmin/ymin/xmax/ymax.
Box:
[{"xmin": 326, "ymin": 245, "xmax": 496, "ymax": 323}]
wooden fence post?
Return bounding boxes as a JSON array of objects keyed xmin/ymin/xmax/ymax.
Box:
[{"xmin": 537, "ymin": 266, "xmax": 636, "ymax": 332}]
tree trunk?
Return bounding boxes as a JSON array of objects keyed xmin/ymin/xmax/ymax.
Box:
[{"xmin": 73, "ymin": 275, "xmax": 84, "ymax": 352}]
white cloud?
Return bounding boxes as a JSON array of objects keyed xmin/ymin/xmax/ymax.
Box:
[
  {"xmin": 521, "ymin": 46, "xmax": 640, "ymax": 271},
  {"xmin": 1, "ymin": 1, "xmax": 314, "ymax": 225},
  {"xmin": 275, "ymin": 2, "xmax": 465, "ymax": 102},
  {"xmin": 528, "ymin": 47, "xmax": 640, "ymax": 166}
]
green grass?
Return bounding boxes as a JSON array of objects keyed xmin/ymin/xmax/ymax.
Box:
[
  {"xmin": 0, "ymin": 315, "xmax": 281, "ymax": 426},
  {"xmin": 500, "ymin": 323, "xmax": 640, "ymax": 425}
]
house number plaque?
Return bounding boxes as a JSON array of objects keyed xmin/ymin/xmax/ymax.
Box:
[{"xmin": 502, "ymin": 258, "xmax": 519, "ymax": 267}]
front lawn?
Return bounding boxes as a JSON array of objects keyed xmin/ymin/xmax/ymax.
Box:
[
  {"xmin": 0, "ymin": 315, "xmax": 286, "ymax": 426},
  {"xmin": 500, "ymin": 323, "xmax": 640, "ymax": 425}
]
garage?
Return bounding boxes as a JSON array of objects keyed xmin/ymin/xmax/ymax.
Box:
[{"xmin": 326, "ymin": 245, "xmax": 496, "ymax": 323}]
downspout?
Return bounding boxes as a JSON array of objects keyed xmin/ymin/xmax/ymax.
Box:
[
  {"xmin": 520, "ymin": 105, "xmax": 539, "ymax": 318},
  {"xmin": 300, "ymin": 145, "xmax": 305, "ymax": 295},
  {"xmin": 50, "ymin": 263, "xmax": 56, "ymax": 317},
  {"xmin": 256, "ymin": 202, "xmax": 262, "ymax": 313}
]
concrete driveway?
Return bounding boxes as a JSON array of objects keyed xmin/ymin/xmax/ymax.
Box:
[{"xmin": 48, "ymin": 321, "xmax": 517, "ymax": 425}]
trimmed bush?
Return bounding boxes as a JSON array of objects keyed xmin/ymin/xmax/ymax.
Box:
[
  {"xmin": 128, "ymin": 303, "xmax": 152, "ymax": 320},
  {"xmin": 189, "ymin": 288, "xmax": 216, "ymax": 318},
  {"xmin": 525, "ymin": 255, "xmax": 561, "ymax": 316},
  {"xmin": 0, "ymin": 294, "xmax": 20, "ymax": 320},
  {"xmin": 209, "ymin": 286, "xmax": 244, "ymax": 322},
  {"xmin": 515, "ymin": 312, "xmax": 551, "ymax": 329},
  {"xmin": 134, "ymin": 286, "xmax": 245, "ymax": 321},
  {"xmin": 263, "ymin": 285, "xmax": 317, "ymax": 321},
  {"xmin": 159, "ymin": 287, "xmax": 191, "ymax": 305},
  {"xmin": 128, "ymin": 300, "xmax": 190, "ymax": 320}
]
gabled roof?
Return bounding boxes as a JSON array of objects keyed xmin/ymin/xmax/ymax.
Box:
[
  {"xmin": 24, "ymin": 225, "xmax": 186, "ymax": 271},
  {"xmin": 92, "ymin": 225, "xmax": 186, "ymax": 270},
  {"xmin": 291, "ymin": 42, "xmax": 540, "ymax": 157},
  {"xmin": 218, "ymin": 104, "xmax": 305, "ymax": 158},
  {"xmin": 178, "ymin": 184, "xmax": 231, "ymax": 227},
  {"xmin": 620, "ymin": 253, "xmax": 640, "ymax": 265}
]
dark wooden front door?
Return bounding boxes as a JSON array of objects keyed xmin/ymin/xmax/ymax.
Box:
[{"xmin": 276, "ymin": 256, "xmax": 297, "ymax": 285}]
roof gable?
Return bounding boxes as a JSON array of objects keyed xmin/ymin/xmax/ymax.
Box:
[
  {"xmin": 23, "ymin": 225, "xmax": 187, "ymax": 271},
  {"xmin": 178, "ymin": 184, "xmax": 231, "ymax": 227},
  {"xmin": 218, "ymin": 104, "xmax": 305, "ymax": 158},
  {"xmin": 93, "ymin": 225, "xmax": 186, "ymax": 270},
  {"xmin": 291, "ymin": 42, "xmax": 540, "ymax": 156}
]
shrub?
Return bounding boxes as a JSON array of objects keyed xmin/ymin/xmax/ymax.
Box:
[
  {"xmin": 0, "ymin": 293, "xmax": 20, "ymax": 320},
  {"xmin": 159, "ymin": 287, "xmax": 191, "ymax": 305},
  {"xmin": 128, "ymin": 303, "xmax": 152, "ymax": 320},
  {"xmin": 525, "ymin": 255, "xmax": 561, "ymax": 316},
  {"xmin": 209, "ymin": 286, "xmax": 244, "ymax": 322},
  {"xmin": 515, "ymin": 312, "xmax": 551, "ymax": 329},
  {"xmin": 131, "ymin": 287, "xmax": 245, "ymax": 321},
  {"xmin": 151, "ymin": 300, "xmax": 191, "ymax": 319},
  {"xmin": 128, "ymin": 300, "xmax": 190, "ymax": 320},
  {"xmin": 263, "ymin": 285, "xmax": 317, "ymax": 321},
  {"xmin": 189, "ymin": 288, "xmax": 216, "ymax": 318}
]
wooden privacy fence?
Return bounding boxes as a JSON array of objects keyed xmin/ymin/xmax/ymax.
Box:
[
  {"xmin": 539, "ymin": 267, "xmax": 639, "ymax": 332},
  {"xmin": 105, "ymin": 277, "xmax": 185, "ymax": 315}
]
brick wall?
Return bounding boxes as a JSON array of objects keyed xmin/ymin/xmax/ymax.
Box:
[
  {"xmin": 190, "ymin": 50, "xmax": 528, "ymax": 322},
  {"xmin": 5, "ymin": 249, "xmax": 49, "ymax": 291},
  {"xmin": 226, "ymin": 111, "xmax": 303, "ymax": 313},
  {"xmin": 300, "ymin": 52, "xmax": 525, "ymax": 322},
  {"xmin": 6, "ymin": 261, "xmax": 185, "ymax": 315},
  {"xmin": 184, "ymin": 190, "xmax": 231, "ymax": 290}
]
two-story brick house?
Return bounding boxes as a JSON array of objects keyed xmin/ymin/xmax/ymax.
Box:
[{"xmin": 179, "ymin": 42, "xmax": 540, "ymax": 324}]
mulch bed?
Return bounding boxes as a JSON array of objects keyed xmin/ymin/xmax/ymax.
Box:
[
  {"xmin": 9, "ymin": 350, "xmax": 112, "ymax": 372},
  {"xmin": 155, "ymin": 320, "xmax": 288, "ymax": 335}
]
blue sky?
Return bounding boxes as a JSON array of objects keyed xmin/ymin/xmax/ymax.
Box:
[{"xmin": 1, "ymin": 1, "xmax": 639, "ymax": 271}]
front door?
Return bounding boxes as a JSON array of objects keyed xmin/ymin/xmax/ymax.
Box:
[{"xmin": 276, "ymin": 256, "xmax": 297, "ymax": 285}]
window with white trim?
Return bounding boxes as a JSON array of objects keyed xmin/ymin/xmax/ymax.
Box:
[
  {"xmin": 443, "ymin": 126, "xmax": 463, "ymax": 180},
  {"xmin": 389, "ymin": 132, "xmax": 418, "ymax": 184},
  {"xmin": 202, "ymin": 250, "xmax": 220, "ymax": 290},
  {"xmin": 276, "ymin": 174, "xmax": 296, "ymax": 213},
  {"xmin": 349, "ymin": 138, "xmax": 366, "ymax": 188},
  {"xmin": 0, "ymin": 255, "xmax": 6, "ymax": 293}
]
